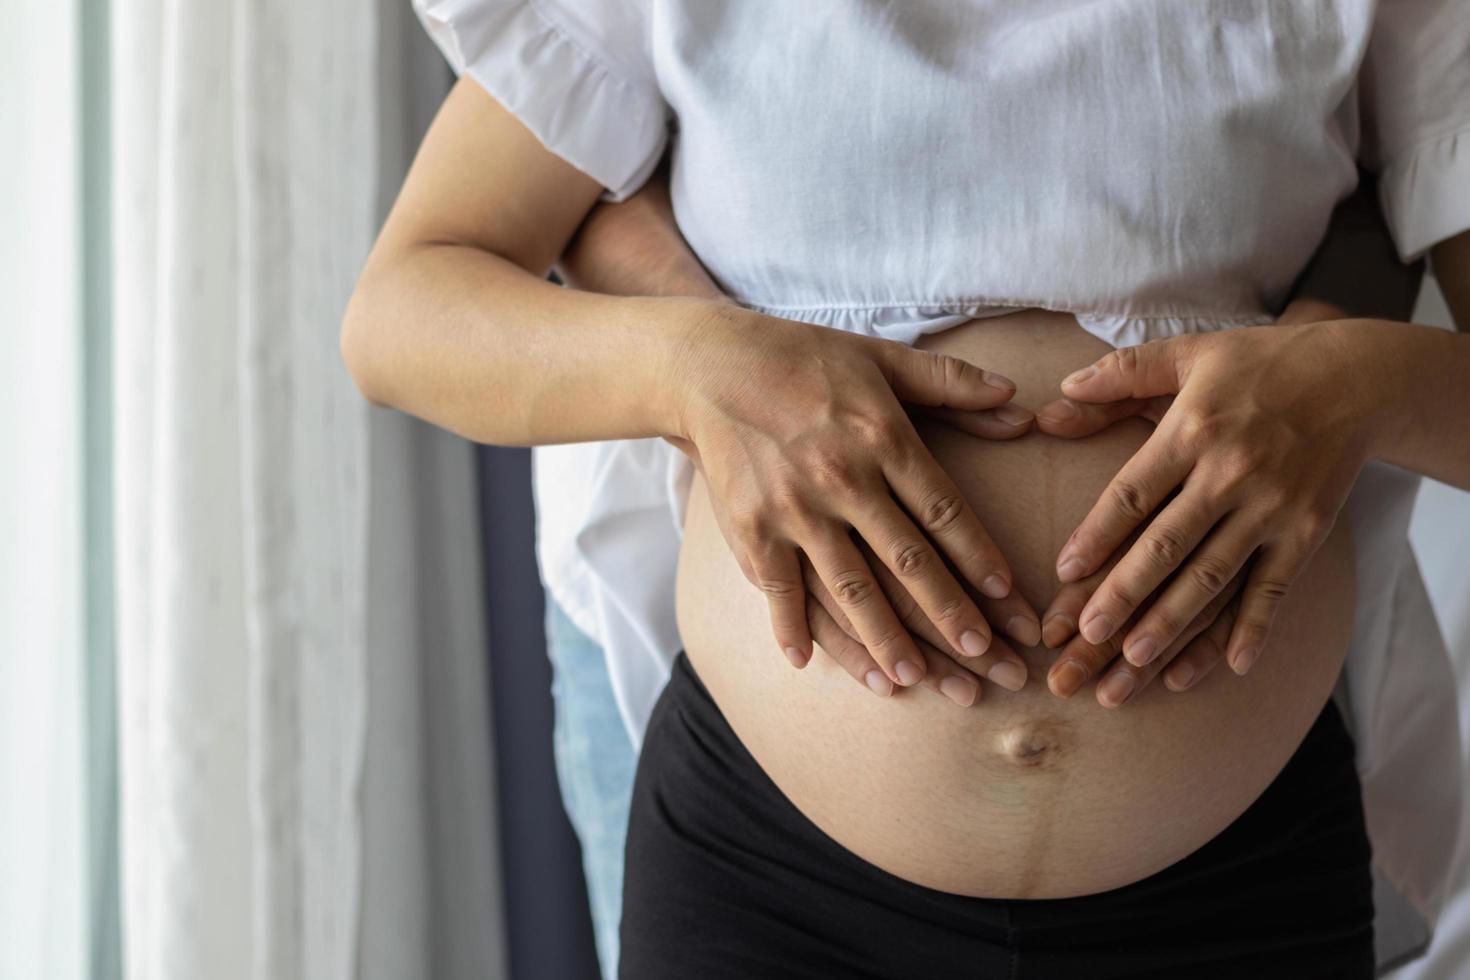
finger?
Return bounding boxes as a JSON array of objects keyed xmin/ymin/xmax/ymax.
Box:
[
  {"xmin": 1118, "ymin": 512, "xmax": 1261, "ymax": 666},
  {"xmin": 914, "ymin": 636, "xmax": 982, "ymax": 707},
  {"xmin": 1033, "ymin": 395, "xmax": 1173, "ymax": 439},
  {"xmin": 919, "ymin": 403, "xmax": 1035, "ymax": 440},
  {"xmin": 1225, "ymin": 539, "xmax": 1317, "ymax": 675},
  {"xmin": 848, "ymin": 495, "xmax": 997, "ymax": 661},
  {"xmin": 1038, "ymin": 526, "xmax": 1149, "ymax": 649},
  {"xmin": 801, "ymin": 556, "xmax": 860, "ymax": 642},
  {"xmin": 1164, "ymin": 575, "xmax": 1245, "ymax": 692},
  {"xmin": 1055, "ymin": 431, "xmax": 1193, "ymax": 584},
  {"xmin": 807, "ymin": 594, "xmax": 894, "ymax": 697},
  {"xmin": 1074, "ymin": 485, "xmax": 1229, "ymax": 652},
  {"xmin": 882, "ymin": 436, "xmax": 1020, "ymax": 603},
  {"xmin": 878, "ymin": 344, "xmax": 1022, "ymax": 412},
  {"xmin": 1039, "ymin": 580, "xmax": 1089, "ymax": 649},
  {"xmin": 1045, "ymin": 621, "xmax": 1129, "ymax": 700},
  {"xmin": 746, "ymin": 541, "xmax": 813, "ymax": 665},
  {"xmin": 1058, "ymin": 336, "xmax": 1202, "ymax": 404},
  {"xmin": 978, "ymin": 589, "xmax": 1043, "ymax": 650},
  {"xmin": 805, "ymin": 528, "xmax": 926, "ymax": 687},
  {"xmin": 1101, "ymin": 563, "xmax": 1248, "ymax": 703},
  {"xmin": 811, "ymin": 549, "xmax": 1029, "ymax": 693}
]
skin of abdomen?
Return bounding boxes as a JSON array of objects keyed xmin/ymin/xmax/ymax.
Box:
[{"xmin": 674, "ymin": 310, "xmax": 1356, "ymax": 899}]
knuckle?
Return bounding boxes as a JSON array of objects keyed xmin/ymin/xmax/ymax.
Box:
[
  {"xmin": 1252, "ymin": 577, "xmax": 1291, "ymax": 605},
  {"xmin": 831, "ymin": 570, "xmax": 877, "ymax": 607},
  {"xmin": 1220, "ymin": 444, "xmax": 1266, "ymax": 479},
  {"xmin": 1295, "ymin": 507, "xmax": 1335, "ymax": 547},
  {"xmin": 808, "ymin": 450, "xmax": 865, "ymax": 498},
  {"xmin": 1112, "ymin": 346, "xmax": 1139, "ymax": 377},
  {"xmin": 849, "ymin": 412, "xmax": 902, "ymax": 451},
  {"xmin": 1175, "ymin": 409, "xmax": 1220, "ymax": 447},
  {"xmin": 924, "ymin": 352, "xmax": 959, "ymax": 393},
  {"xmin": 1148, "ymin": 606, "xmax": 1185, "ymax": 640},
  {"xmin": 729, "ymin": 510, "xmax": 768, "ymax": 544},
  {"xmin": 1108, "ymin": 479, "xmax": 1151, "ymax": 523},
  {"xmin": 1103, "ymin": 582, "xmax": 1140, "ymax": 618},
  {"xmin": 928, "ymin": 594, "xmax": 968, "ymax": 628},
  {"xmin": 889, "ymin": 539, "xmax": 932, "ymax": 577},
  {"xmin": 765, "ymin": 481, "xmax": 809, "ymax": 522},
  {"xmin": 756, "ymin": 576, "xmax": 800, "ymax": 602},
  {"xmin": 918, "ymin": 488, "xmax": 966, "ymax": 535},
  {"xmin": 1142, "ymin": 523, "xmax": 1189, "ymax": 569},
  {"xmin": 1189, "ymin": 553, "xmax": 1233, "ymax": 596},
  {"xmin": 865, "ymin": 623, "xmax": 906, "ymax": 656}
]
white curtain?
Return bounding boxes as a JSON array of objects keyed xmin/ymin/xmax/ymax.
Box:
[
  {"xmin": 0, "ymin": 2, "xmax": 86, "ymax": 978},
  {"xmin": 110, "ymin": 2, "xmax": 504, "ymax": 977}
]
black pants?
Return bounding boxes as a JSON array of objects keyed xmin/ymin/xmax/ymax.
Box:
[{"xmin": 620, "ymin": 653, "xmax": 1375, "ymax": 979}]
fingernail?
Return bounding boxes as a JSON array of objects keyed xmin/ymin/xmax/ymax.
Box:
[
  {"xmin": 1006, "ymin": 615, "xmax": 1041, "ymax": 648},
  {"xmin": 1167, "ymin": 663, "xmax": 1196, "ymax": 690},
  {"xmin": 1050, "ymin": 660, "xmax": 1087, "ymax": 698},
  {"xmin": 981, "ymin": 574, "xmax": 1011, "ymax": 599},
  {"xmin": 1081, "ymin": 613, "xmax": 1115, "ymax": 646},
  {"xmin": 1038, "ymin": 398, "xmax": 1080, "ymax": 423},
  {"xmin": 895, "ymin": 660, "xmax": 924, "ymax": 686},
  {"xmin": 1125, "ymin": 635, "xmax": 1157, "ymax": 667},
  {"xmin": 1056, "ymin": 556, "xmax": 1086, "ymax": 582},
  {"xmin": 1099, "ymin": 671, "xmax": 1136, "ymax": 707},
  {"xmin": 940, "ymin": 675, "xmax": 978, "ymax": 706},
  {"xmin": 982, "ymin": 370, "xmax": 1015, "ymax": 391},
  {"xmin": 989, "ymin": 660, "xmax": 1027, "ymax": 692},
  {"xmin": 784, "ymin": 646, "xmax": 806, "ymax": 668},
  {"xmin": 865, "ymin": 670, "xmax": 894, "ymax": 696},
  {"xmin": 959, "ymin": 628, "xmax": 991, "ymax": 657},
  {"xmin": 994, "ymin": 403, "xmax": 1033, "ymax": 426},
  {"xmin": 1063, "ymin": 365, "xmax": 1097, "ymax": 387},
  {"xmin": 1041, "ymin": 614, "xmax": 1074, "ymax": 649},
  {"xmin": 1232, "ymin": 647, "xmax": 1259, "ymax": 675}
]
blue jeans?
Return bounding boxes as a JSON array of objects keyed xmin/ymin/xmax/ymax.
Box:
[{"xmin": 545, "ymin": 600, "xmax": 638, "ymax": 980}]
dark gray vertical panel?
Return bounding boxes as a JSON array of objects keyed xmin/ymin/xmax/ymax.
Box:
[{"xmin": 476, "ymin": 445, "xmax": 600, "ymax": 980}]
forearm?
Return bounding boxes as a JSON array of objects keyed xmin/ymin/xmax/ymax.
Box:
[
  {"xmin": 1366, "ymin": 319, "xmax": 1470, "ymax": 489},
  {"xmin": 558, "ymin": 160, "xmax": 727, "ymax": 302},
  {"xmin": 344, "ymin": 242, "xmax": 710, "ymax": 446}
]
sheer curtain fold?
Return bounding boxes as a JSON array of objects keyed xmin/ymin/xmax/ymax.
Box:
[{"xmin": 111, "ymin": 2, "xmax": 502, "ymax": 977}]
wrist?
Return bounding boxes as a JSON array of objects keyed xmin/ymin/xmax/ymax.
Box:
[
  {"xmin": 1330, "ymin": 318, "xmax": 1416, "ymax": 463},
  {"xmin": 645, "ymin": 296, "xmax": 759, "ymax": 441}
]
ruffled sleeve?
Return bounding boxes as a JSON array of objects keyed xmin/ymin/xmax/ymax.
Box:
[
  {"xmin": 1358, "ymin": 0, "xmax": 1470, "ymax": 261},
  {"xmin": 1378, "ymin": 125, "xmax": 1470, "ymax": 264},
  {"xmin": 413, "ymin": 0, "xmax": 667, "ymax": 201}
]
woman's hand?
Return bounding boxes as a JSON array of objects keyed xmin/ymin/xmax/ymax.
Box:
[
  {"xmin": 800, "ymin": 540, "xmax": 1037, "ymax": 703},
  {"xmin": 1041, "ymin": 525, "xmax": 1251, "ymax": 704},
  {"xmin": 1033, "ymin": 322, "xmax": 1381, "ymax": 678},
  {"xmin": 669, "ymin": 303, "xmax": 1040, "ymax": 690}
]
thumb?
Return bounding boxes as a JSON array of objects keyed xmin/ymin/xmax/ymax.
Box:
[
  {"xmin": 880, "ymin": 343, "xmax": 1018, "ymax": 411},
  {"xmin": 1059, "ymin": 335, "xmax": 1199, "ymax": 404}
]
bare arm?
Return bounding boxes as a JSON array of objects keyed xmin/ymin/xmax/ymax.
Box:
[
  {"xmin": 343, "ymin": 78, "xmax": 1041, "ymax": 695},
  {"xmin": 556, "ymin": 157, "xmax": 727, "ymax": 304},
  {"xmin": 341, "ymin": 80, "xmax": 700, "ymax": 446}
]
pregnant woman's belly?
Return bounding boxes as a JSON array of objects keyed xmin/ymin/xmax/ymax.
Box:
[{"xmin": 675, "ymin": 309, "xmax": 1356, "ymax": 899}]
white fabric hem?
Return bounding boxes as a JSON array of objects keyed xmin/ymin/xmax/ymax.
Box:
[{"xmin": 1379, "ymin": 122, "xmax": 1470, "ymax": 262}]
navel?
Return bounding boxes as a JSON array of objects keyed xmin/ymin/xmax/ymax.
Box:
[{"xmin": 994, "ymin": 720, "xmax": 1071, "ymax": 769}]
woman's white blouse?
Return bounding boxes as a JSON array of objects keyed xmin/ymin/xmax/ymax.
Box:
[{"xmin": 414, "ymin": 0, "xmax": 1470, "ymax": 968}]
